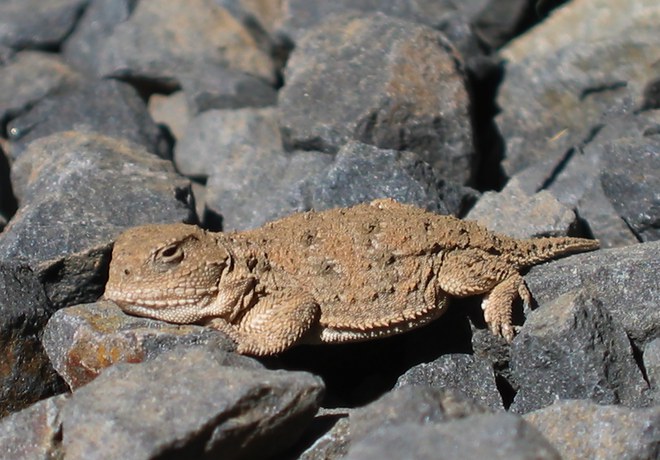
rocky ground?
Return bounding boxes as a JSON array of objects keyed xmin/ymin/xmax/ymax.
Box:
[{"xmin": 0, "ymin": 0, "xmax": 658, "ymax": 459}]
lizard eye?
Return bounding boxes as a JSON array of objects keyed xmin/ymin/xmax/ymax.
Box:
[{"xmin": 155, "ymin": 243, "xmax": 184, "ymax": 265}]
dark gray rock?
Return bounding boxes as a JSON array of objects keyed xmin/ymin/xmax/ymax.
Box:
[
  {"xmin": 61, "ymin": 0, "xmax": 136, "ymax": 76},
  {"xmin": 345, "ymin": 414, "xmax": 561, "ymax": 460},
  {"xmin": 61, "ymin": 347, "xmax": 324, "ymax": 460},
  {"xmin": 0, "ymin": 262, "xmax": 65, "ymax": 417},
  {"xmin": 42, "ymin": 300, "xmax": 251, "ymax": 389},
  {"xmin": 525, "ymin": 241, "xmax": 660, "ymax": 346},
  {"xmin": 645, "ymin": 338, "xmax": 660, "ymax": 404},
  {"xmin": 524, "ymin": 400, "xmax": 660, "ymax": 460},
  {"xmin": 297, "ymin": 412, "xmax": 350, "ymax": 460},
  {"xmin": 0, "ymin": 394, "xmax": 69, "ymax": 459},
  {"xmin": 0, "ymin": 132, "xmax": 194, "ymax": 308},
  {"xmin": 395, "ymin": 354, "xmax": 504, "ymax": 410},
  {"xmin": 467, "ymin": 179, "xmax": 579, "ymax": 239},
  {"xmin": 308, "ymin": 141, "xmax": 478, "ymax": 217},
  {"xmin": 497, "ymin": 0, "xmax": 660, "ymax": 176},
  {"xmin": 180, "ymin": 65, "xmax": 277, "ymax": 114},
  {"xmin": 0, "ymin": 0, "xmax": 87, "ymax": 50},
  {"xmin": 97, "ymin": 0, "xmax": 276, "ymax": 86},
  {"xmin": 0, "ymin": 51, "xmax": 81, "ymax": 123},
  {"xmin": 204, "ymin": 146, "xmax": 333, "ymax": 231},
  {"xmin": 600, "ymin": 137, "xmax": 660, "ymax": 242},
  {"xmin": 6, "ymin": 79, "xmax": 168, "ymax": 160},
  {"xmin": 510, "ymin": 291, "xmax": 649, "ymax": 413},
  {"xmin": 471, "ymin": 0, "xmax": 537, "ymax": 49},
  {"xmin": 278, "ymin": 12, "xmax": 475, "ymax": 184},
  {"xmin": 174, "ymin": 107, "xmax": 281, "ymax": 179},
  {"xmin": 350, "ymin": 385, "xmax": 492, "ymax": 444}
]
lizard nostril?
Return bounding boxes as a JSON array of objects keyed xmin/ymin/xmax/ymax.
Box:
[{"xmin": 124, "ymin": 268, "xmax": 131, "ymax": 276}]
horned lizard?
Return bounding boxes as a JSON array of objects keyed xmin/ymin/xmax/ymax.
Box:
[{"xmin": 104, "ymin": 199, "xmax": 599, "ymax": 355}]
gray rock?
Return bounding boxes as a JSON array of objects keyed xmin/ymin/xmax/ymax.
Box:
[
  {"xmin": 6, "ymin": 79, "xmax": 168, "ymax": 160},
  {"xmin": 395, "ymin": 354, "xmax": 504, "ymax": 410},
  {"xmin": 204, "ymin": 146, "xmax": 333, "ymax": 231},
  {"xmin": 467, "ymin": 179, "xmax": 579, "ymax": 239},
  {"xmin": 345, "ymin": 414, "xmax": 561, "ymax": 460},
  {"xmin": 644, "ymin": 338, "xmax": 660, "ymax": 404},
  {"xmin": 61, "ymin": 347, "xmax": 324, "ymax": 460},
  {"xmin": 524, "ymin": 400, "xmax": 660, "ymax": 460},
  {"xmin": 0, "ymin": 262, "xmax": 65, "ymax": 417},
  {"xmin": 61, "ymin": 0, "xmax": 136, "ymax": 76},
  {"xmin": 471, "ymin": 0, "xmax": 542, "ymax": 50},
  {"xmin": 0, "ymin": 51, "xmax": 81, "ymax": 122},
  {"xmin": 0, "ymin": 132, "xmax": 194, "ymax": 308},
  {"xmin": 42, "ymin": 300, "xmax": 252, "ymax": 390},
  {"xmin": 278, "ymin": 12, "xmax": 475, "ymax": 184},
  {"xmin": 0, "ymin": 394, "xmax": 69, "ymax": 460},
  {"xmin": 297, "ymin": 410, "xmax": 350, "ymax": 460},
  {"xmin": 0, "ymin": 0, "xmax": 87, "ymax": 50},
  {"xmin": 147, "ymin": 90, "xmax": 190, "ymax": 142},
  {"xmin": 180, "ymin": 65, "xmax": 277, "ymax": 114},
  {"xmin": 497, "ymin": 0, "xmax": 660, "ymax": 175},
  {"xmin": 350, "ymin": 385, "xmax": 492, "ymax": 444},
  {"xmin": 174, "ymin": 107, "xmax": 281, "ymax": 179},
  {"xmin": 510, "ymin": 291, "xmax": 649, "ymax": 413},
  {"xmin": 600, "ymin": 138, "xmax": 660, "ymax": 242},
  {"xmin": 308, "ymin": 141, "xmax": 477, "ymax": 217},
  {"xmin": 524, "ymin": 241, "xmax": 660, "ymax": 346},
  {"xmin": 97, "ymin": 0, "xmax": 276, "ymax": 86}
]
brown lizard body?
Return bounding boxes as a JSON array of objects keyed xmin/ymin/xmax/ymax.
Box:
[{"xmin": 104, "ymin": 198, "xmax": 599, "ymax": 355}]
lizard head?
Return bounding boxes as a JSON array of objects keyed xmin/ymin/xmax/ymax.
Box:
[{"xmin": 104, "ymin": 223, "xmax": 232, "ymax": 324}]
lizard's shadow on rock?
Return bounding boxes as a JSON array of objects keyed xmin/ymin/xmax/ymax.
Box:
[{"xmin": 261, "ymin": 300, "xmax": 482, "ymax": 408}]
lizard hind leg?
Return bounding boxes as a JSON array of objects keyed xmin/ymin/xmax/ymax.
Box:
[
  {"xmin": 225, "ymin": 290, "xmax": 320, "ymax": 356},
  {"xmin": 481, "ymin": 273, "xmax": 529, "ymax": 341}
]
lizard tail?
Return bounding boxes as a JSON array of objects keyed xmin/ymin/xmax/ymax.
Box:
[{"xmin": 510, "ymin": 236, "xmax": 599, "ymax": 268}]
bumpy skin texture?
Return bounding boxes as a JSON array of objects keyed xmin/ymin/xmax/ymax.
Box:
[{"xmin": 104, "ymin": 199, "xmax": 599, "ymax": 355}]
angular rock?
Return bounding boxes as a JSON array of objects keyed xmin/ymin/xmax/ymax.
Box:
[
  {"xmin": 600, "ymin": 137, "xmax": 660, "ymax": 242},
  {"xmin": 0, "ymin": 394, "xmax": 69, "ymax": 459},
  {"xmin": 42, "ymin": 300, "xmax": 249, "ymax": 390},
  {"xmin": 645, "ymin": 338, "xmax": 660, "ymax": 404},
  {"xmin": 395, "ymin": 354, "xmax": 503, "ymax": 410},
  {"xmin": 524, "ymin": 400, "xmax": 660, "ymax": 460},
  {"xmin": 297, "ymin": 410, "xmax": 350, "ymax": 460},
  {"xmin": 204, "ymin": 146, "xmax": 332, "ymax": 231},
  {"xmin": 467, "ymin": 179, "xmax": 579, "ymax": 239},
  {"xmin": 308, "ymin": 141, "xmax": 478, "ymax": 217},
  {"xmin": 6, "ymin": 79, "xmax": 168, "ymax": 160},
  {"xmin": 61, "ymin": 0, "xmax": 136, "ymax": 75},
  {"xmin": 497, "ymin": 0, "xmax": 660, "ymax": 175},
  {"xmin": 472, "ymin": 0, "xmax": 543, "ymax": 50},
  {"xmin": 524, "ymin": 241, "xmax": 660, "ymax": 346},
  {"xmin": 0, "ymin": 262, "xmax": 65, "ymax": 417},
  {"xmin": 174, "ymin": 107, "xmax": 281, "ymax": 179},
  {"xmin": 180, "ymin": 65, "xmax": 277, "ymax": 114},
  {"xmin": 278, "ymin": 12, "xmax": 475, "ymax": 184},
  {"xmin": 61, "ymin": 347, "xmax": 324, "ymax": 460},
  {"xmin": 0, "ymin": 51, "xmax": 81, "ymax": 123},
  {"xmin": 97, "ymin": 0, "xmax": 276, "ymax": 86},
  {"xmin": 0, "ymin": 0, "xmax": 87, "ymax": 50},
  {"xmin": 345, "ymin": 414, "xmax": 561, "ymax": 460},
  {"xmin": 147, "ymin": 90, "xmax": 190, "ymax": 142},
  {"xmin": 510, "ymin": 291, "xmax": 649, "ymax": 413},
  {"xmin": 0, "ymin": 132, "xmax": 194, "ymax": 308},
  {"xmin": 350, "ymin": 385, "xmax": 492, "ymax": 444}
]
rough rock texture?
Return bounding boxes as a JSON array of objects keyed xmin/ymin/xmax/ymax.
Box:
[
  {"xmin": 97, "ymin": 0, "xmax": 277, "ymax": 86},
  {"xmin": 0, "ymin": 52, "xmax": 81, "ymax": 123},
  {"xmin": 61, "ymin": 347, "xmax": 324, "ymax": 460},
  {"xmin": 510, "ymin": 291, "xmax": 649, "ymax": 413},
  {"xmin": 524, "ymin": 241, "xmax": 660, "ymax": 346},
  {"xmin": 0, "ymin": 262, "xmax": 64, "ymax": 416},
  {"xmin": 6, "ymin": 79, "xmax": 168, "ymax": 160},
  {"xmin": 278, "ymin": 12, "xmax": 475, "ymax": 184},
  {"xmin": 395, "ymin": 354, "xmax": 504, "ymax": 410},
  {"xmin": 0, "ymin": 0, "xmax": 88, "ymax": 50},
  {"xmin": 42, "ymin": 300, "xmax": 241, "ymax": 389},
  {"xmin": 345, "ymin": 414, "xmax": 561, "ymax": 460},
  {"xmin": 0, "ymin": 132, "xmax": 194, "ymax": 308},
  {"xmin": 524, "ymin": 400, "xmax": 660, "ymax": 460},
  {"xmin": 645, "ymin": 338, "xmax": 660, "ymax": 404}
]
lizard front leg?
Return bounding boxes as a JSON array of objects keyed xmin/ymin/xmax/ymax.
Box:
[
  {"xmin": 206, "ymin": 289, "xmax": 320, "ymax": 356},
  {"xmin": 437, "ymin": 249, "xmax": 531, "ymax": 341}
]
